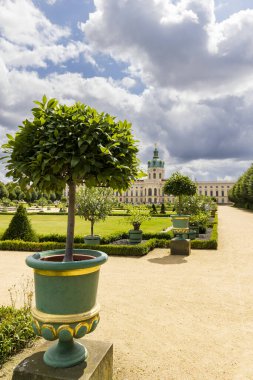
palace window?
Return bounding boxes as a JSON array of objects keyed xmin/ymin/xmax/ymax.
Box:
[
  {"xmin": 154, "ymin": 188, "xmax": 157, "ymax": 196},
  {"xmin": 153, "ymin": 173, "xmax": 156, "ymax": 179},
  {"xmin": 148, "ymin": 188, "xmax": 152, "ymax": 196}
]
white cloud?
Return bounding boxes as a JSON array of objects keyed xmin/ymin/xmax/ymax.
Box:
[
  {"xmin": 83, "ymin": 0, "xmax": 253, "ymax": 93},
  {"xmin": 0, "ymin": 0, "xmax": 95, "ymax": 70},
  {"xmin": 1, "ymin": 0, "xmax": 253, "ymax": 183},
  {"xmin": 0, "ymin": 0, "xmax": 69, "ymax": 47}
]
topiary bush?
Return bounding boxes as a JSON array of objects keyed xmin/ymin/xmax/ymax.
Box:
[{"xmin": 1, "ymin": 205, "xmax": 38, "ymax": 241}]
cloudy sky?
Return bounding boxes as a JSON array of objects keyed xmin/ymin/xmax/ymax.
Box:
[{"xmin": 1, "ymin": 0, "xmax": 253, "ymax": 183}]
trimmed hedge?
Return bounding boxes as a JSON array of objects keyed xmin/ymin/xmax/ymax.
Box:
[
  {"xmin": 0, "ymin": 214, "xmax": 217, "ymax": 253},
  {"xmin": 0, "ymin": 306, "xmax": 36, "ymax": 365},
  {"xmin": 37, "ymin": 231, "xmax": 173, "ymax": 244},
  {"xmin": 0, "ymin": 239, "xmax": 155, "ymax": 256},
  {"xmin": 37, "ymin": 232, "xmax": 129, "ymax": 244},
  {"xmin": 143, "ymin": 231, "xmax": 173, "ymax": 240}
]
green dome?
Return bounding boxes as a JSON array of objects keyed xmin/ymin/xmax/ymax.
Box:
[{"xmin": 148, "ymin": 146, "xmax": 164, "ymax": 168}]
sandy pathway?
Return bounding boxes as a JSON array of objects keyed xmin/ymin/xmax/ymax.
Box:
[{"xmin": 1, "ymin": 205, "xmax": 253, "ymax": 379}]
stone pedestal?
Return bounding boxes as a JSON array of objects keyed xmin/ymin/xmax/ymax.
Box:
[
  {"xmin": 170, "ymin": 238, "xmax": 191, "ymax": 256},
  {"xmin": 12, "ymin": 339, "xmax": 113, "ymax": 380}
]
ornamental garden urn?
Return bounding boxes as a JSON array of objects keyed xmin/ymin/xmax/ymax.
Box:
[
  {"xmin": 26, "ymin": 248, "xmax": 107, "ymax": 368},
  {"xmin": 171, "ymin": 215, "xmax": 190, "ymax": 239}
]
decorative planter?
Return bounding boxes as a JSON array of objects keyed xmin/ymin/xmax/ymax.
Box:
[
  {"xmin": 129, "ymin": 229, "xmax": 142, "ymax": 244},
  {"xmin": 171, "ymin": 215, "xmax": 190, "ymax": 239},
  {"xmin": 26, "ymin": 249, "xmax": 107, "ymax": 368},
  {"xmin": 189, "ymin": 223, "xmax": 199, "ymax": 238},
  {"xmin": 84, "ymin": 235, "xmax": 100, "ymax": 245}
]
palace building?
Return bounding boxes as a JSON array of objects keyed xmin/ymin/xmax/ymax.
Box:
[{"xmin": 115, "ymin": 146, "xmax": 235, "ymax": 204}]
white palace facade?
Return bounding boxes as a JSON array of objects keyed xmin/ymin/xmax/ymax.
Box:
[{"xmin": 115, "ymin": 146, "xmax": 235, "ymax": 205}]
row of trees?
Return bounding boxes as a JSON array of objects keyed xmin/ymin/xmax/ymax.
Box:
[
  {"xmin": 228, "ymin": 164, "xmax": 253, "ymax": 209},
  {"xmin": 0, "ymin": 181, "xmax": 63, "ymax": 203}
]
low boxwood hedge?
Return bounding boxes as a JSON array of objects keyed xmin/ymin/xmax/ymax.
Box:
[
  {"xmin": 0, "ymin": 239, "xmax": 156, "ymax": 256},
  {"xmin": 0, "ymin": 214, "xmax": 217, "ymax": 254},
  {"xmin": 0, "ymin": 306, "xmax": 36, "ymax": 366}
]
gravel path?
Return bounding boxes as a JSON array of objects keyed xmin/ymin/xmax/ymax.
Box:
[{"xmin": 1, "ymin": 205, "xmax": 253, "ymax": 379}]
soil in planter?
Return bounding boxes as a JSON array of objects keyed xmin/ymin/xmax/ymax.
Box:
[{"xmin": 41, "ymin": 254, "xmax": 95, "ymax": 262}]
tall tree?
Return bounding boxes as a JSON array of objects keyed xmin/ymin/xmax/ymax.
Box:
[{"xmin": 2, "ymin": 96, "xmax": 139, "ymax": 261}]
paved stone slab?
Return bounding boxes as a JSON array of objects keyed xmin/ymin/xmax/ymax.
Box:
[{"xmin": 12, "ymin": 339, "xmax": 113, "ymax": 380}]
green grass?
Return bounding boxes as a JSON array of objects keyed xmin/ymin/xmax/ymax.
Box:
[{"xmin": 0, "ymin": 215, "xmax": 171, "ymax": 237}]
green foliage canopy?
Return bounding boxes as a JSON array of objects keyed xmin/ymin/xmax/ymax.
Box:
[
  {"xmin": 163, "ymin": 172, "xmax": 197, "ymax": 197},
  {"xmin": 229, "ymin": 164, "xmax": 253, "ymax": 209},
  {"xmin": 2, "ymin": 96, "xmax": 139, "ymax": 192},
  {"xmin": 163, "ymin": 172, "xmax": 197, "ymax": 214},
  {"xmin": 0, "ymin": 182, "xmax": 8, "ymax": 199}
]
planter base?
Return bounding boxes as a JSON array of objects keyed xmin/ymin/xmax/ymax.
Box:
[
  {"xmin": 13, "ymin": 339, "xmax": 113, "ymax": 380},
  {"xmin": 44, "ymin": 338, "xmax": 87, "ymax": 368},
  {"xmin": 170, "ymin": 237, "xmax": 191, "ymax": 256}
]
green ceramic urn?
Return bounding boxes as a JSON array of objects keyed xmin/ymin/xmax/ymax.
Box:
[
  {"xmin": 171, "ymin": 215, "xmax": 190, "ymax": 239},
  {"xmin": 26, "ymin": 249, "xmax": 107, "ymax": 368},
  {"xmin": 129, "ymin": 229, "xmax": 142, "ymax": 244},
  {"xmin": 84, "ymin": 235, "xmax": 101, "ymax": 245}
]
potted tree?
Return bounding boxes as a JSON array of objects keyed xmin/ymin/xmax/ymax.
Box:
[
  {"xmin": 163, "ymin": 172, "xmax": 197, "ymax": 233},
  {"xmin": 76, "ymin": 186, "xmax": 115, "ymax": 245},
  {"xmin": 163, "ymin": 172, "xmax": 196, "ymax": 255},
  {"xmin": 2, "ymin": 96, "xmax": 138, "ymax": 368},
  {"xmin": 126, "ymin": 205, "xmax": 151, "ymax": 243}
]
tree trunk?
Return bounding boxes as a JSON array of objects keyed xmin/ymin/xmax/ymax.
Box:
[
  {"xmin": 91, "ymin": 220, "xmax": 94, "ymax": 236},
  {"xmin": 178, "ymin": 195, "xmax": 182, "ymax": 215},
  {"xmin": 64, "ymin": 181, "xmax": 76, "ymax": 262}
]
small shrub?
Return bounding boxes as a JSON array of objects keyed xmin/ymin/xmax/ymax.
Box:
[
  {"xmin": 1, "ymin": 205, "xmax": 38, "ymax": 242},
  {"xmin": 160, "ymin": 203, "xmax": 166, "ymax": 214},
  {"xmin": 0, "ymin": 306, "xmax": 36, "ymax": 365}
]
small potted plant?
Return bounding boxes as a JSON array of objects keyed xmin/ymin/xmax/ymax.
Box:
[
  {"xmin": 76, "ymin": 186, "xmax": 115, "ymax": 245},
  {"xmin": 2, "ymin": 96, "xmax": 139, "ymax": 368},
  {"xmin": 126, "ymin": 205, "xmax": 151, "ymax": 243}
]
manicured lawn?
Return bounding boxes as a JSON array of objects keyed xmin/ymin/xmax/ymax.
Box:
[{"xmin": 0, "ymin": 215, "xmax": 171, "ymax": 237}]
